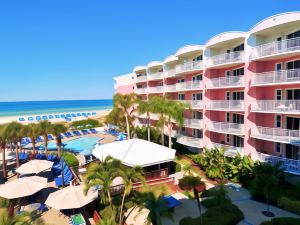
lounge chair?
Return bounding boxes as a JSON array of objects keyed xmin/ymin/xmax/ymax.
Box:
[
  {"xmin": 28, "ymin": 117, "xmax": 34, "ymax": 121},
  {"xmin": 89, "ymin": 128, "xmax": 98, "ymax": 134},
  {"xmin": 42, "ymin": 115, "xmax": 48, "ymax": 120},
  {"xmin": 36, "ymin": 136, "xmax": 44, "ymax": 143},
  {"xmin": 92, "ymin": 112, "xmax": 96, "ymax": 115},
  {"xmin": 82, "ymin": 113, "xmax": 87, "ymax": 117},
  {"xmin": 81, "ymin": 129, "xmax": 90, "ymax": 135},
  {"xmin": 55, "ymin": 115, "xmax": 60, "ymax": 119},
  {"xmin": 73, "ymin": 131, "xmax": 81, "ymax": 136},
  {"xmin": 65, "ymin": 132, "xmax": 73, "ymax": 137},
  {"xmin": 18, "ymin": 152, "xmax": 29, "ymax": 161},
  {"xmin": 25, "ymin": 137, "xmax": 32, "ymax": 143},
  {"xmin": 76, "ymin": 113, "xmax": 82, "ymax": 116},
  {"xmin": 87, "ymin": 113, "xmax": 91, "ymax": 116},
  {"xmin": 47, "ymin": 134, "xmax": 54, "ymax": 140},
  {"xmin": 59, "ymin": 134, "xmax": 65, "ymax": 139},
  {"xmin": 65, "ymin": 118, "xmax": 72, "ymax": 122},
  {"xmin": 36, "ymin": 116, "xmax": 42, "ymax": 121},
  {"xmin": 66, "ymin": 114, "xmax": 71, "ymax": 118},
  {"xmin": 71, "ymin": 113, "xmax": 76, "ymax": 117},
  {"xmin": 19, "ymin": 117, "xmax": 25, "ymax": 122},
  {"xmin": 54, "ymin": 162, "xmax": 73, "ymax": 187},
  {"xmin": 60, "ymin": 114, "xmax": 66, "ymax": 118},
  {"xmin": 36, "ymin": 154, "xmax": 47, "ymax": 160},
  {"xmin": 48, "ymin": 115, "xmax": 54, "ymax": 119}
]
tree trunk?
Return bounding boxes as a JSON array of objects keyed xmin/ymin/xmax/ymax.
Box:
[
  {"xmin": 125, "ymin": 115, "xmax": 130, "ymax": 139},
  {"xmin": 2, "ymin": 147, "xmax": 7, "ymax": 179},
  {"xmin": 57, "ymin": 143, "xmax": 61, "ymax": 158},
  {"xmin": 61, "ymin": 158, "xmax": 64, "ymax": 188},
  {"xmin": 168, "ymin": 122, "xmax": 173, "ymax": 148},
  {"xmin": 161, "ymin": 128, "xmax": 164, "ymax": 146},
  {"xmin": 32, "ymin": 138, "xmax": 36, "ymax": 156},
  {"xmin": 194, "ymin": 188, "xmax": 202, "ymax": 223},
  {"xmin": 147, "ymin": 112, "xmax": 150, "ymax": 142},
  {"xmin": 15, "ymin": 142, "xmax": 20, "ymax": 168},
  {"xmin": 119, "ymin": 186, "xmax": 127, "ymax": 225},
  {"xmin": 44, "ymin": 136, "xmax": 48, "ymax": 157}
]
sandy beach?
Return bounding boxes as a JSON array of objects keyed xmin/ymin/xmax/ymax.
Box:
[{"xmin": 0, "ymin": 109, "xmax": 111, "ymax": 124}]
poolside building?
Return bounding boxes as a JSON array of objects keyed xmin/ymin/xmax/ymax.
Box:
[{"xmin": 113, "ymin": 12, "xmax": 300, "ymax": 175}]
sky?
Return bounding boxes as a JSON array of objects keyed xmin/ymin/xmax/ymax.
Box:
[{"xmin": 0, "ymin": 0, "xmax": 299, "ymax": 102}]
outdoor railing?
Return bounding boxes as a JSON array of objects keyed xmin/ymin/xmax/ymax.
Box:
[
  {"xmin": 176, "ymin": 60, "xmax": 203, "ymax": 74},
  {"xmin": 206, "ymin": 51, "xmax": 244, "ymax": 67},
  {"xmin": 184, "ymin": 119, "xmax": 203, "ymax": 128},
  {"xmin": 206, "ymin": 100, "xmax": 244, "ymax": 111},
  {"xmin": 135, "ymin": 75, "xmax": 147, "ymax": 82},
  {"xmin": 147, "ymin": 71, "xmax": 164, "ymax": 80},
  {"xmin": 176, "ymin": 135, "xmax": 203, "ymax": 148},
  {"xmin": 144, "ymin": 168, "xmax": 169, "ymax": 180},
  {"xmin": 207, "ymin": 75, "xmax": 244, "ymax": 89},
  {"xmin": 251, "ymin": 37, "xmax": 300, "ymax": 59},
  {"xmin": 176, "ymin": 81, "xmax": 203, "ymax": 91},
  {"xmin": 257, "ymin": 152, "xmax": 300, "ymax": 174},
  {"xmin": 164, "ymin": 84, "xmax": 176, "ymax": 92},
  {"xmin": 252, "ymin": 100, "xmax": 300, "ymax": 113},
  {"xmin": 164, "ymin": 68, "xmax": 176, "ymax": 78},
  {"xmin": 147, "ymin": 86, "xmax": 164, "ymax": 93},
  {"xmin": 251, "ymin": 69, "xmax": 300, "ymax": 85},
  {"xmin": 180, "ymin": 100, "xmax": 203, "ymax": 109},
  {"xmin": 251, "ymin": 126, "xmax": 300, "ymax": 143},
  {"xmin": 207, "ymin": 121, "xmax": 244, "ymax": 135},
  {"xmin": 212, "ymin": 142, "xmax": 244, "ymax": 157},
  {"xmin": 135, "ymin": 88, "xmax": 147, "ymax": 94}
]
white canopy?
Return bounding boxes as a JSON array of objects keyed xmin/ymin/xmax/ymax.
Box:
[
  {"xmin": 93, "ymin": 138, "xmax": 176, "ymax": 167},
  {"xmin": 0, "ymin": 176, "xmax": 47, "ymax": 199},
  {"xmin": 45, "ymin": 185, "xmax": 99, "ymax": 210},
  {"xmin": 16, "ymin": 160, "xmax": 54, "ymax": 175}
]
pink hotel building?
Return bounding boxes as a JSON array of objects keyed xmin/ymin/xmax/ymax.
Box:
[{"xmin": 114, "ymin": 12, "xmax": 300, "ymax": 174}]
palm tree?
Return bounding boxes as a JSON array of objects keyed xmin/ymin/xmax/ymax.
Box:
[
  {"xmin": 137, "ymin": 98, "xmax": 154, "ymax": 141},
  {"xmin": 52, "ymin": 124, "xmax": 67, "ymax": 158},
  {"xmin": 0, "ymin": 208, "xmax": 45, "ymax": 225},
  {"xmin": 21, "ymin": 123, "xmax": 41, "ymax": 156},
  {"xmin": 5, "ymin": 122, "xmax": 23, "ymax": 168},
  {"xmin": 0, "ymin": 125, "xmax": 8, "ymax": 179},
  {"xmin": 113, "ymin": 93, "xmax": 138, "ymax": 139},
  {"xmin": 118, "ymin": 166, "xmax": 145, "ymax": 225},
  {"xmin": 38, "ymin": 121, "xmax": 53, "ymax": 156}
]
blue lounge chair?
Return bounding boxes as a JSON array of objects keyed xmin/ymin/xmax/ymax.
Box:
[
  {"xmin": 71, "ymin": 113, "xmax": 76, "ymax": 117},
  {"xmin": 116, "ymin": 134, "xmax": 126, "ymax": 141},
  {"xmin": 47, "ymin": 154, "xmax": 58, "ymax": 162},
  {"xmin": 82, "ymin": 113, "xmax": 87, "ymax": 117},
  {"xmin": 59, "ymin": 134, "xmax": 65, "ymax": 139},
  {"xmin": 47, "ymin": 134, "xmax": 54, "ymax": 140},
  {"xmin": 60, "ymin": 114, "xmax": 66, "ymax": 118},
  {"xmin": 28, "ymin": 117, "xmax": 34, "ymax": 121},
  {"xmin": 48, "ymin": 115, "xmax": 54, "ymax": 119},
  {"xmin": 81, "ymin": 129, "xmax": 90, "ymax": 135},
  {"xmin": 36, "ymin": 116, "xmax": 42, "ymax": 121},
  {"xmin": 19, "ymin": 152, "xmax": 29, "ymax": 161},
  {"xmin": 19, "ymin": 117, "xmax": 25, "ymax": 122},
  {"xmin": 65, "ymin": 118, "xmax": 72, "ymax": 122},
  {"xmin": 73, "ymin": 131, "xmax": 81, "ymax": 136},
  {"xmin": 36, "ymin": 136, "xmax": 44, "ymax": 143},
  {"xmin": 25, "ymin": 137, "xmax": 32, "ymax": 143},
  {"xmin": 36, "ymin": 154, "xmax": 46, "ymax": 160},
  {"xmin": 89, "ymin": 128, "xmax": 97, "ymax": 134},
  {"xmin": 66, "ymin": 114, "xmax": 71, "ymax": 118},
  {"xmin": 54, "ymin": 161, "xmax": 73, "ymax": 187},
  {"xmin": 42, "ymin": 115, "xmax": 48, "ymax": 120},
  {"xmin": 92, "ymin": 112, "xmax": 96, "ymax": 115},
  {"xmin": 66, "ymin": 131, "xmax": 73, "ymax": 137},
  {"xmin": 55, "ymin": 115, "xmax": 60, "ymax": 119},
  {"xmin": 76, "ymin": 113, "xmax": 82, "ymax": 116},
  {"xmin": 87, "ymin": 113, "xmax": 91, "ymax": 116}
]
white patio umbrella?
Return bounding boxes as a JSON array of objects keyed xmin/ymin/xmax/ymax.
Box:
[
  {"xmin": 16, "ymin": 160, "xmax": 54, "ymax": 175},
  {"xmin": 45, "ymin": 185, "xmax": 99, "ymax": 210},
  {"xmin": 0, "ymin": 176, "xmax": 47, "ymax": 199}
]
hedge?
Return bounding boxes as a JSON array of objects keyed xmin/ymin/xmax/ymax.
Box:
[
  {"xmin": 180, "ymin": 204, "xmax": 244, "ymax": 225},
  {"xmin": 62, "ymin": 152, "xmax": 79, "ymax": 167},
  {"xmin": 278, "ymin": 197, "xmax": 300, "ymax": 215},
  {"xmin": 175, "ymin": 163, "xmax": 182, "ymax": 172},
  {"xmin": 202, "ymin": 197, "xmax": 231, "ymax": 208},
  {"xmin": 260, "ymin": 217, "xmax": 300, "ymax": 225}
]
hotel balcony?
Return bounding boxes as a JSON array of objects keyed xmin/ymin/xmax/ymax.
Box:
[
  {"xmin": 206, "ymin": 51, "xmax": 245, "ymax": 69},
  {"xmin": 164, "ymin": 68, "xmax": 176, "ymax": 78},
  {"xmin": 206, "ymin": 75, "xmax": 244, "ymax": 89},
  {"xmin": 184, "ymin": 119, "xmax": 203, "ymax": 129},
  {"xmin": 147, "ymin": 86, "xmax": 164, "ymax": 94},
  {"xmin": 257, "ymin": 152, "xmax": 300, "ymax": 175},
  {"xmin": 251, "ymin": 126, "xmax": 300, "ymax": 144},
  {"xmin": 135, "ymin": 88, "xmax": 148, "ymax": 94},
  {"xmin": 135, "ymin": 75, "xmax": 147, "ymax": 83},
  {"xmin": 207, "ymin": 121, "xmax": 244, "ymax": 136},
  {"xmin": 175, "ymin": 61, "xmax": 203, "ymax": 75},
  {"xmin": 251, "ymin": 69, "xmax": 300, "ymax": 86},
  {"xmin": 180, "ymin": 100, "xmax": 203, "ymax": 109},
  {"xmin": 165, "ymin": 81, "xmax": 203, "ymax": 93},
  {"xmin": 147, "ymin": 72, "xmax": 164, "ymax": 81},
  {"xmin": 251, "ymin": 100, "xmax": 300, "ymax": 114},
  {"xmin": 212, "ymin": 142, "xmax": 244, "ymax": 157},
  {"xmin": 251, "ymin": 37, "xmax": 300, "ymax": 61},
  {"xmin": 176, "ymin": 135, "xmax": 203, "ymax": 148},
  {"xmin": 206, "ymin": 100, "xmax": 244, "ymax": 111}
]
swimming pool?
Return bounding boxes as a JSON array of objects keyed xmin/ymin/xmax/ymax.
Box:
[{"xmin": 39, "ymin": 136, "xmax": 100, "ymax": 155}]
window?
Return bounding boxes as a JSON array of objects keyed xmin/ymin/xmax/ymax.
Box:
[
  {"xmin": 225, "ymin": 70, "xmax": 231, "ymax": 77},
  {"xmin": 275, "ymin": 143, "xmax": 281, "ymax": 153},
  {"xmin": 233, "ymin": 68, "xmax": 244, "ymax": 76},
  {"xmin": 192, "ymin": 129, "xmax": 203, "ymax": 138},
  {"xmin": 233, "ymin": 43, "xmax": 244, "ymax": 52},
  {"xmin": 276, "ymin": 90, "xmax": 282, "ymax": 100},
  {"xmin": 287, "ymin": 30, "xmax": 300, "ymax": 39},
  {"xmin": 192, "ymin": 93, "xmax": 202, "ymax": 100},
  {"xmin": 226, "ymin": 91, "xmax": 230, "ymax": 100},
  {"xmin": 193, "ymin": 74, "xmax": 203, "ymax": 81},
  {"xmin": 193, "ymin": 111, "xmax": 202, "ymax": 119},
  {"xmin": 159, "ymin": 82, "xmax": 163, "ymax": 86},
  {"xmin": 275, "ymin": 63, "xmax": 282, "ymax": 71},
  {"xmin": 232, "ymin": 91, "xmax": 244, "ymax": 100},
  {"xmin": 177, "ymin": 79, "xmax": 185, "ymax": 83},
  {"xmin": 233, "ymin": 113, "xmax": 244, "ymax": 124},
  {"xmin": 178, "ymin": 94, "xmax": 185, "ymax": 100},
  {"xmin": 275, "ymin": 115, "xmax": 281, "ymax": 128},
  {"xmin": 226, "ymin": 112, "xmax": 230, "ymax": 122},
  {"xmin": 193, "ymin": 55, "xmax": 203, "ymax": 61},
  {"xmin": 225, "ymin": 134, "xmax": 230, "ymax": 143}
]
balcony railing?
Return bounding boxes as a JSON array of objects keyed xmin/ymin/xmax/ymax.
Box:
[
  {"xmin": 212, "ymin": 142, "xmax": 243, "ymax": 157},
  {"xmin": 176, "ymin": 61, "xmax": 203, "ymax": 74},
  {"xmin": 136, "ymin": 75, "xmax": 147, "ymax": 82},
  {"xmin": 207, "ymin": 100, "xmax": 244, "ymax": 111},
  {"xmin": 147, "ymin": 86, "xmax": 164, "ymax": 93},
  {"xmin": 176, "ymin": 81, "xmax": 203, "ymax": 91},
  {"xmin": 180, "ymin": 100, "xmax": 203, "ymax": 109},
  {"xmin": 207, "ymin": 121, "xmax": 244, "ymax": 135},
  {"xmin": 135, "ymin": 88, "xmax": 147, "ymax": 94},
  {"xmin": 251, "ymin": 69, "xmax": 300, "ymax": 86},
  {"xmin": 184, "ymin": 119, "xmax": 203, "ymax": 128},
  {"xmin": 207, "ymin": 51, "xmax": 244, "ymax": 67},
  {"xmin": 252, "ymin": 100, "xmax": 300, "ymax": 114},
  {"xmin": 257, "ymin": 152, "xmax": 300, "ymax": 174},
  {"xmin": 164, "ymin": 68, "xmax": 176, "ymax": 78},
  {"xmin": 147, "ymin": 72, "xmax": 164, "ymax": 80},
  {"xmin": 251, "ymin": 126, "xmax": 300, "ymax": 144},
  {"xmin": 176, "ymin": 135, "xmax": 203, "ymax": 148},
  {"xmin": 251, "ymin": 37, "xmax": 300, "ymax": 59},
  {"xmin": 207, "ymin": 75, "xmax": 244, "ymax": 89}
]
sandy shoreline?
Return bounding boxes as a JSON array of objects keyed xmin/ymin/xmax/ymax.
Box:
[{"xmin": 0, "ymin": 109, "xmax": 111, "ymax": 124}]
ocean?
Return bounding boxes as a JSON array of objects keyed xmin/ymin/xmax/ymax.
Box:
[{"xmin": 0, "ymin": 99, "xmax": 113, "ymax": 117}]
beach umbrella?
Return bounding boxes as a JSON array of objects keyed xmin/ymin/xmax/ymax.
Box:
[
  {"xmin": 45, "ymin": 185, "xmax": 99, "ymax": 210},
  {"xmin": 16, "ymin": 159, "xmax": 54, "ymax": 175},
  {"xmin": 0, "ymin": 176, "xmax": 47, "ymax": 199}
]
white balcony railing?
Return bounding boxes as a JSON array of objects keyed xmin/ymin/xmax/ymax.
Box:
[
  {"xmin": 147, "ymin": 72, "xmax": 164, "ymax": 80},
  {"xmin": 176, "ymin": 81, "xmax": 203, "ymax": 91},
  {"xmin": 251, "ymin": 69, "xmax": 300, "ymax": 86},
  {"xmin": 136, "ymin": 75, "xmax": 147, "ymax": 82},
  {"xmin": 180, "ymin": 100, "xmax": 203, "ymax": 109},
  {"xmin": 176, "ymin": 61, "xmax": 203, "ymax": 74},
  {"xmin": 207, "ymin": 121, "xmax": 244, "ymax": 135},
  {"xmin": 252, "ymin": 100, "xmax": 300, "ymax": 114},
  {"xmin": 257, "ymin": 152, "xmax": 300, "ymax": 174},
  {"xmin": 147, "ymin": 86, "xmax": 164, "ymax": 93},
  {"xmin": 212, "ymin": 142, "xmax": 244, "ymax": 157},
  {"xmin": 184, "ymin": 119, "xmax": 203, "ymax": 128},
  {"xmin": 164, "ymin": 84, "xmax": 176, "ymax": 92},
  {"xmin": 207, "ymin": 51, "xmax": 244, "ymax": 67},
  {"xmin": 251, "ymin": 126, "xmax": 300, "ymax": 144},
  {"xmin": 251, "ymin": 37, "xmax": 300, "ymax": 59},
  {"xmin": 176, "ymin": 135, "xmax": 203, "ymax": 148},
  {"xmin": 164, "ymin": 68, "xmax": 176, "ymax": 78},
  {"xmin": 135, "ymin": 88, "xmax": 147, "ymax": 94},
  {"xmin": 207, "ymin": 100, "xmax": 244, "ymax": 111},
  {"xmin": 207, "ymin": 75, "xmax": 244, "ymax": 89}
]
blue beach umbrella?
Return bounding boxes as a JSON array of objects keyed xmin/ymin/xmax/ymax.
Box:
[
  {"xmin": 28, "ymin": 117, "xmax": 34, "ymax": 121},
  {"xmin": 55, "ymin": 115, "xmax": 60, "ymax": 119},
  {"xmin": 77, "ymin": 113, "xmax": 82, "ymax": 116},
  {"xmin": 48, "ymin": 115, "xmax": 54, "ymax": 119}
]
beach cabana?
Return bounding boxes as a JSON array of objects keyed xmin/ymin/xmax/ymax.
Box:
[
  {"xmin": 45, "ymin": 184, "xmax": 98, "ymax": 210},
  {"xmin": 0, "ymin": 176, "xmax": 47, "ymax": 199},
  {"xmin": 16, "ymin": 160, "xmax": 54, "ymax": 175},
  {"xmin": 93, "ymin": 139, "xmax": 176, "ymax": 180}
]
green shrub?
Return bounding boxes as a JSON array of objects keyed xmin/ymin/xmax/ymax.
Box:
[
  {"xmin": 260, "ymin": 217, "xmax": 300, "ymax": 225},
  {"xmin": 71, "ymin": 119, "xmax": 101, "ymax": 129},
  {"xmin": 178, "ymin": 176, "xmax": 204, "ymax": 191},
  {"xmin": 62, "ymin": 152, "xmax": 79, "ymax": 167},
  {"xmin": 202, "ymin": 197, "xmax": 231, "ymax": 208},
  {"xmin": 134, "ymin": 126, "xmax": 161, "ymax": 144},
  {"xmin": 278, "ymin": 197, "xmax": 300, "ymax": 215},
  {"xmin": 0, "ymin": 197, "xmax": 9, "ymax": 208},
  {"xmin": 175, "ymin": 163, "xmax": 182, "ymax": 172},
  {"xmin": 180, "ymin": 204, "xmax": 244, "ymax": 225}
]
